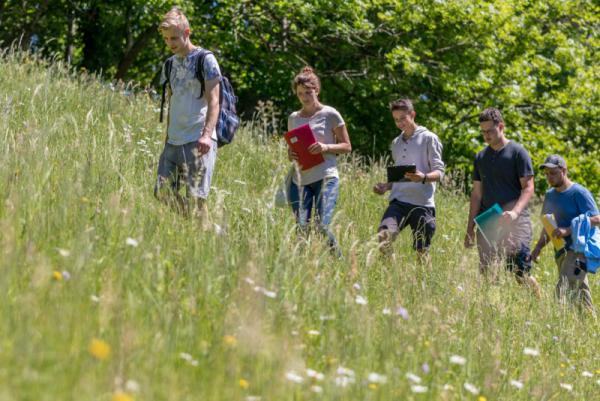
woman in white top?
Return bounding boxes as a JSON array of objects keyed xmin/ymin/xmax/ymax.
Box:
[{"xmin": 287, "ymin": 67, "xmax": 352, "ymax": 255}]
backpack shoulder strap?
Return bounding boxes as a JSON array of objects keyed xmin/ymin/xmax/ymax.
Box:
[
  {"xmin": 159, "ymin": 57, "xmax": 174, "ymax": 123},
  {"xmin": 195, "ymin": 49, "xmax": 213, "ymax": 98}
]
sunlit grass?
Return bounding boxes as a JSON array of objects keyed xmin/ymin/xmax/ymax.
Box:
[{"xmin": 1, "ymin": 49, "xmax": 599, "ymax": 401}]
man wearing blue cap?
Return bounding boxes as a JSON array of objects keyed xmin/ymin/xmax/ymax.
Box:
[{"xmin": 531, "ymin": 154, "xmax": 600, "ymax": 314}]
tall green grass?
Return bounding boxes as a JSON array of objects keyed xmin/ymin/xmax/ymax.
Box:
[{"xmin": 1, "ymin": 49, "xmax": 598, "ymax": 401}]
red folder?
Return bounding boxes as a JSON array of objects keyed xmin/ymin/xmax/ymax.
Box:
[{"xmin": 284, "ymin": 124, "xmax": 325, "ymax": 170}]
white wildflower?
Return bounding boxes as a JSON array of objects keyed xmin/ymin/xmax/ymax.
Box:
[
  {"xmin": 335, "ymin": 366, "xmax": 356, "ymax": 386},
  {"xmin": 510, "ymin": 380, "xmax": 523, "ymax": 389},
  {"xmin": 310, "ymin": 385, "xmax": 323, "ymax": 393},
  {"xmin": 406, "ymin": 372, "xmax": 422, "ymax": 384},
  {"xmin": 336, "ymin": 367, "xmax": 355, "ymax": 377},
  {"xmin": 463, "ymin": 382, "xmax": 479, "ymax": 395},
  {"xmin": 253, "ymin": 286, "xmax": 277, "ymax": 298},
  {"xmin": 125, "ymin": 237, "xmax": 139, "ymax": 247},
  {"xmin": 523, "ymin": 347, "xmax": 540, "ymax": 357},
  {"xmin": 125, "ymin": 380, "xmax": 140, "ymax": 393},
  {"xmin": 368, "ymin": 372, "xmax": 387, "ymax": 384},
  {"xmin": 90, "ymin": 295, "xmax": 100, "ymax": 303},
  {"xmin": 582, "ymin": 371, "xmax": 593, "ymax": 378},
  {"xmin": 61, "ymin": 271, "xmax": 71, "ymax": 281},
  {"xmin": 353, "ymin": 283, "xmax": 361, "ymax": 290},
  {"xmin": 355, "ymin": 295, "xmax": 368, "ymax": 305},
  {"xmin": 260, "ymin": 288, "xmax": 277, "ymax": 299},
  {"xmin": 306, "ymin": 369, "xmax": 324, "ymax": 381},
  {"xmin": 559, "ymin": 383, "xmax": 573, "ymax": 391},
  {"xmin": 449, "ymin": 355, "xmax": 467, "ymax": 365},
  {"xmin": 308, "ymin": 330, "xmax": 320, "ymax": 336},
  {"xmin": 285, "ymin": 371, "xmax": 304, "ymax": 384},
  {"xmin": 382, "ymin": 308, "xmax": 392, "ymax": 315},
  {"xmin": 334, "ymin": 376, "xmax": 355, "ymax": 387},
  {"xmin": 411, "ymin": 385, "xmax": 428, "ymax": 393},
  {"xmin": 57, "ymin": 248, "xmax": 71, "ymax": 257}
]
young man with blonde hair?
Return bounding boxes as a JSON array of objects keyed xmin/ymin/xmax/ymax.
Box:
[{"xmin": 154, "ymin": 7, "xmax": 221, "ymax": 219}]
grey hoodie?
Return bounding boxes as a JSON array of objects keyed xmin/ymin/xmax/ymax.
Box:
[{"xmin": 388, "ymin": 126, "xmax": 445, "ymax": 208}]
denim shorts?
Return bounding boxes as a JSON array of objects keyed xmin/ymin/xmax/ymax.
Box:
[{"xmin": 155, "ymin": 140, "xmax": 217, "ymax": 199}]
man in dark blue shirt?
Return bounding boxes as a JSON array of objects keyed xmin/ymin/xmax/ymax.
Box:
[
  {"xmin": 531, "ymin": 154, "xmax": 599, "ymax": 314},
  {"xmin": 464, "ymin": 108, "xmax": 541, "ymax": 296}
]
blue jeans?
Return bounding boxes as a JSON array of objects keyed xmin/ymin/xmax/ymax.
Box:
[{"xmin": 289, "ymin": 177, "xmax": 339, "ymax": 251}]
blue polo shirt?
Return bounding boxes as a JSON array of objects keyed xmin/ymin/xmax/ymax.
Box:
[{"xmin": 542, "ymin": 183, "xmax": 599, "ymax": 249}]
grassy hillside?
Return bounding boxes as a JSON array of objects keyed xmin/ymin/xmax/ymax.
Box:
[{"xmin": 1, "ymin": 50, "xmax": 598, "ymax": 401}]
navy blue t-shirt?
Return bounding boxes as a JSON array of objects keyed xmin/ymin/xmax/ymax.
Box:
[
  {"xmin": 542, "ymin": 183, "xmax": 599, "ymax": 249},
  {"xmin": 473, "ymin": 141, "xmax": 534, "ymax": 212}
]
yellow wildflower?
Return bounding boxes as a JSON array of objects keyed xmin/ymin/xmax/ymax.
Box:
[
  {"xmin": 239, "ymin": 379, "xmax": 249, "ymax": 389},
  {"xmin": 52, "ymin": 271, "xmax": 62, "ymax": 281},
  {"xmin": 112, "ymin": 392, "xmax": 134, "ymax": 401},
  {"xmin": 478, "ymin": 397, "xmax": 487, "ymax": 401},
  {"xmin": 223, "ymin": 335, "xmax": 237, "ymax": 347},
  {"xmin": 88, "ymin": 338, "xmax": 111, "ymax": 360},
  {"xmin": 424, "ymin": 340, "xmax": 431, "ymax": 347},
  {"xmin": 368, "ymin": 383, "xmax": 378, "ymax": 390}
]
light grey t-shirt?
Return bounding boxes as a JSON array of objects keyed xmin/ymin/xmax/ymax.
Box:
[
  {"xmin": 160, "ymin": 48, "xmax": 221, "ymax": 145},
  {"xmin": 287, "ymin": 105, "xmax": 345, "ymax": 185},
  {"xmin": 389, "ymin": 126, "xmax": 445, "ymax": 207}
]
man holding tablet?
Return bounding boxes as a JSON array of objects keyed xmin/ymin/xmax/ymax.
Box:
[{"xmin": 373, "ymin": 98, "xmax": 445, "ymax": 262}]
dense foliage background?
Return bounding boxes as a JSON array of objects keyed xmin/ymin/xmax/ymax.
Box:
[{"xmin": 1, "ymin": 0, "xmax": 598, "ymax": 194}]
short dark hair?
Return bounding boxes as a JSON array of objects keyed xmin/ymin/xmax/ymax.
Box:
[
  {"xmin": 389, "ymin": 98, "xmax": 414, "ymax": 112},
  {"xmin": 479, "ymin": 107, "xmax": 504, "ymax": 124}
]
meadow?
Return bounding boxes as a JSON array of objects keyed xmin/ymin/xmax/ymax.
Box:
[{"xmin": 1, "ymin": 50, "xmax": 599, "ymax": 401}]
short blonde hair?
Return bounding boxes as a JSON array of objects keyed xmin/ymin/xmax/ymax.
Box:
[{"xmin": 159, "ymin": 7, "xmax": 190, "ymax": 32}]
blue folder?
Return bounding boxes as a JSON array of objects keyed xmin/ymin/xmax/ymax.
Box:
[{"xmin": 474, "ymin": 203, "xmax": 504, "ymax": 247}]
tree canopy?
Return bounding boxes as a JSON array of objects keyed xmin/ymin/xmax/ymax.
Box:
[{"xmin": 1, "ymin": 0, "xmax": 598, "ymax": 194}]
